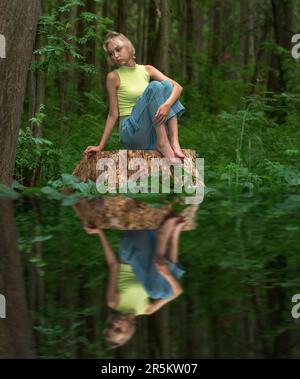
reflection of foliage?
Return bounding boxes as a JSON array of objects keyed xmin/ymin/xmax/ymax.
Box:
[{"xmin": 14, "ymin": 191, "xmax": 300, "ymax": 358}]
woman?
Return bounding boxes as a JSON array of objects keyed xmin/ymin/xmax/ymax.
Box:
[
  {"xmin": 84, "ymin": 31, "xmax": 186, "ymax": 164},
  {"xmin": 84, "ymin": 215, "xmax": 186, "ymax": 349}
]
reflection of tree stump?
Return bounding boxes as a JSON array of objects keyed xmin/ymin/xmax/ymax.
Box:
[
  {"xmin": 72, "ymin": 149, "xmax": 197, "ymax": 184},
  {"xmin": 72, "ymin": 196, "xmax": 199, "ymax": 231}
]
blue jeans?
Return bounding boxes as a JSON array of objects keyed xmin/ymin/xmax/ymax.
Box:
[
  {"xmin": 119, "ymin": 80, "xmax": 186, "ymax": 150},
  {"xmin": 119, "ymin": 230, "xmax": 185, "ymax": 299}
]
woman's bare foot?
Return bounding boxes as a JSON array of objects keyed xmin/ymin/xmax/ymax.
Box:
[
  {"xmin": 170, "ymin": 140, "xmax": 185, "ymax": 159},
  {"xmin": 173, "ymin": 216, "xmax": 186, "ymax": 235},
  {"xmin": 158, "ymin": 215, "xmax": 184, "ymax": 236},
  {"xmin": 156, "ymin": 143, "xmax": 182, "ymax": 165}
]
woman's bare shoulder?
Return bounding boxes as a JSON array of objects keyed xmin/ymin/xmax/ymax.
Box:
[
  {"xmin": 144, "ymin": 64, "xmax": 154, "ymax": 73},
  {"xmin": 107, "ymin": 70, "xmax": 120, "ymax": 89}
]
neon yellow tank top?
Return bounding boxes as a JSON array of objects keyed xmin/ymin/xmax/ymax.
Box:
[
  {"xmin": 115, "ymin": 64, "xmax": 150, "ymax": 117},
  {"xmin": 116, "ymin": 264, "xmax": 150, "ymax": 316}
]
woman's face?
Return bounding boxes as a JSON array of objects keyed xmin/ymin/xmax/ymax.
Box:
[
  {"xmin": 107, "ymin": 40, "xmax": 132, "ymax": 65},
  {"xmin": 104, "ymin": 314, "xmax": 135, "ymax": 346}
]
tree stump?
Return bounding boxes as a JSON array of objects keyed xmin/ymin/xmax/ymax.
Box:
[
  {"xmin": 72, "ymin": 149, "xmax": 198, "ymax": 184},
  {"xmin": 72, "ymin": 196, "xmax": 199, "ymax": 231}
]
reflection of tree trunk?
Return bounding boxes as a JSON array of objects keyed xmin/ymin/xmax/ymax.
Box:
[
  {"xmin": 249, "ymin": 284, "xmax": 269, "ymax": 358},
  {"xmin": 29, "ymin": 197, "xmax": 45, "ymax": 348},
  {"xmin": 0, "ymin": 0, "xmax": 41, "ymax": 186},
  {"xmin": 153, "ymin": 306, "xmax": 170, "ymax": 358},
  {"xmin": 178, "ymin": 300, "xmax": 188, "ymax": 357},
  {"xmin": 0, "ymin": 198, "xmax": 36, "ymax": 358},
  {"xmin": 266, "ymin": 256, "xmax": 292, "ymax": 358},
  {"xmin": 190, "ymin": 292, "xmax": 203, "ymax": 358}
]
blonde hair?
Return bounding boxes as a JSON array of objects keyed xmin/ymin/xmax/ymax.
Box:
[
  {"xmin": 103, "ymin": 31, "xmax": 136, "ymax": 66},
  {"xmin": 103, "ymin": 314, "xmax": 136, "ymax": 349}
]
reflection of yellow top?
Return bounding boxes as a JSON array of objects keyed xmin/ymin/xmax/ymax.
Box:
[
  {"xmin": 116, "ymin": 264, "xmax": 149, "ymax": 315},
  {"xmin": 115, "ymin": 64, "xmax": 150, "ymax": 117}
]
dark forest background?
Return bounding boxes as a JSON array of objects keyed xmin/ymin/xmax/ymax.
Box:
[
  {"xmin": 1, "ymin": 0, "xmax": 300, "ymax": 359},
  {"xmin": 1, "ymin": 0, "xmax": 299, "ymax": 190}
]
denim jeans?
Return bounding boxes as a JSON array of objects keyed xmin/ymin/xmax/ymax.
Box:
[
  {"xmin": 119, "ymin": 230, "xmax": 185, "ymax": 299},
  {"xmin": 119, "ymin": 79, "xmax": 186, "ymax": 150}
]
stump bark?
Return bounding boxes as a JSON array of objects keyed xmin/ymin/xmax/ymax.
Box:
[
  {"xmin": 72, "ymin": 149, "xmax": 197, "ymax": 183},
  {"xmin": 72, "ymin": 196, "xmax": 199, "ymax": 231}
]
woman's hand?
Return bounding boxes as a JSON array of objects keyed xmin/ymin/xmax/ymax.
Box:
[
  {"xmin": 83, "ymin": 225, "xmax": 100, "ymax": 234},
  {"xmin": 84, "ymin": 145, "xmax": 101, "ymax": 156},
  {"xmin": 153, "ymin": 102, "xmax": 171, "ymax": 125}
]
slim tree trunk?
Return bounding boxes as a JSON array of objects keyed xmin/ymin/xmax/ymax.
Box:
[
  {"xmin": 116, "ymin": 0, "xmax": 128, "ymax": 34},
  {"xmin": 0, "ymin": 198, "xmax": 36, "ymax": 358},
  {"xmin": 0, "ymin": 0, "xmax": 41, "ymax": 186},
  {"xmin": 29, "ymin": 21, "xmax": 46, "ymax": 187},
  {"xmin": 210, "ymin": 0, "xmax": 223, "ymax": 67},
  {"xmin": 146, "ymin": 0, "xmax": 158, "ymax": 65},
  {"xmin": 191, "ymin": 0, "xmax": 204, "ymax": 85},
  {"xmin": 136, "ymin": 0, "xmax": 143, "ymax": 63},
  {"xmin": 155, "ymin": 0, "xmax": 171, "ymax": 74},
  {"xmin": 249, "ymin": 3, "xmax": 271, "ymax": 95},
  {"xmin": 267, "ymin": 0, "xmax": 293, "ymax": 93},
  {"xmin": 239, "ymin": 0, "xmax": 250, "ymax": 69},
  {"xmin": 178, "ymin": 0, "xmax": 187, "ymax": 80}
]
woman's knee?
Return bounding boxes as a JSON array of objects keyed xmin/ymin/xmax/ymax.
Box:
[
  {"xmin": 161, "ymin": 79, "xmax": 173, "ymax": 91},
  {"xmin": 148, "ymin": 80, "xmax": 164, "ymax": 93}
]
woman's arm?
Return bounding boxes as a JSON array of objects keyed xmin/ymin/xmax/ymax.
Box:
[
  {"xmin": 84, "ymin": 226, "xmax": 120, "ymax": 308},
  {"xmin": 144, "ymin": 273, "xmax": 183, "ymax": 315},
  {"xmin": 144, "ymin": 259, "xmax": 183, "ymax": 315},
  {"xmin": 145, "ymin": 65, "xmax": 183, "ymax": 125},
  {"xmin": 84, "ymin": 72, "xmax": 119, "ymax": 155},
  {"xmin": 97, "ymin": 229, "xmax": 120, "ymax": 309},
  {"xmin": 145, "ymin": 65, "xmax": 183, "ymax": 107}
]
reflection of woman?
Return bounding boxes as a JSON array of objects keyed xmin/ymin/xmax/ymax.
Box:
[
  {"xmin": 84, "ymin": 31, "xmax": 186, "ymax": 164},
  {"xmin": 84, "ymin": 216, "xmax": 186, "ymax": 349}
]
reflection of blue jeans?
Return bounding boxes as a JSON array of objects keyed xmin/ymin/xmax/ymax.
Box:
[
  {"xmin": 119, "ymin": 230, "xmax": 185, "ymax": 299},
  {"xmin": 119, "ymin": 80, "xmax": 186, "ymax": 150}
]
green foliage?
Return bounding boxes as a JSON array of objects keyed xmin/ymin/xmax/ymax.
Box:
[
  {"xmin": 33, "ymin": 0, "xmax": 112, "ymax": 74},
  {"xmin": 15, "ymin": 126, "xmax": 61, "ymax": 185}
]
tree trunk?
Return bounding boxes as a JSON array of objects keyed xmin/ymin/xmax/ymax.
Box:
[
  {"xmin": 155, "ymin": 0, "xmax": 171, "ymax": 74},
  {"xmin": 116, "ymin": 0, "xmax": 128, "ymax": 35},
  {"xmin": 249, "ymin": 3, "xmax": 271, "ymax": 95},
  {"xmin": 191, "ymin": 0, "xmax": 204, "ymax": 85},
  {"xmin": 239, "ymin": 0, "xmax": 250, "ymax": 70},
  {"xmin": 0, "ymin": 198, "xmax": 36, "ymax": 358},
  {"xmin": 210, "ymin": 0, "xmax": 223, "ymax": 67},
  {"xmin": 100, "ymin": 0, "xmax": 112, "ymax": 102},
  {"xmin": 77, "ymin": 0, "xmax": 97, "ymax": 112},
  {"xmin": 0, "ymin": 0, "xmax": 41, "ymax": 186},
  {"xmin": 178, "ymin": 0, "xmax": 187, "ymax": 81},
  {"xmin": 267, "ymin": 0, "xmax": 293, "ymax": 93},
  {"xmin": 29, "ymin": 20, "xmax": 46, "ymax": 187},
  {"xmin": 146, "ymin": 0, "xmax": 158, "ymax": 65},
  {"xmin": 136, "ymin": 0, "xmax": 144, "ymax": 64}
]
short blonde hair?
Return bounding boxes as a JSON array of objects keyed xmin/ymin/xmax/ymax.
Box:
[
  {"xmin": 103, "ymin": 31, "xmax": 136, "ymax": 66},
  {"xmin": 103, "ymin": 314, "xmax": 136, "ymax": 349}
]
